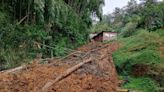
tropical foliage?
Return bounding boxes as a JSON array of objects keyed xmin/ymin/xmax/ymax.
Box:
[
  {"xmin": 99, "ymin": 0, "xmax": 164, "ymax": 35},
  {"xmin": 0, "ymin": 0, "xmax": 104, "ymax": 70}
]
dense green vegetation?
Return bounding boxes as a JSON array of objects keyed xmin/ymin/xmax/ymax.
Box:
[
  {"xmin": 123, "ymin": 77, "xmax": 159, "ymax": 92},
  {"xmin": 90, "ymin": 23, "xmax": 113, "ymax": 33},
  {"xmin": 113, "ymin": 30, "xmax": 163, "ymax": 69},
  {"xmin": 90, "ymin": 0, "xmax": 164, "ymax": 92},
  {"xmin": 113, "ymin": 29, "xmax": 164, "ymax": 91},
  {"xmin": 0, "ymin": 0, "xmax": 104, "ymax": 70},
  {"xmin": 94, "ymin": 0, "xmax": 164, "ymax": 34}
]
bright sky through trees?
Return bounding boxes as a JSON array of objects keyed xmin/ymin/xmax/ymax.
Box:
[
  {"xmin": 103, "ymin": 0, "xmax": 163, "ymax": 15},
  {"xmin": 103, "ymin": 0, "xmax": 141, "ymax": 15}
]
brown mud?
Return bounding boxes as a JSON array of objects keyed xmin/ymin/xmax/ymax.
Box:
[{"xmin": 0, "ymin": 42, "xmax": 120, "ymax": 92}]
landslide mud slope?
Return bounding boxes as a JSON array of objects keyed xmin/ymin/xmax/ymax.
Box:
[{"xmin": 0, "ymin": 42, "xmax": 119, "ymax": 92}]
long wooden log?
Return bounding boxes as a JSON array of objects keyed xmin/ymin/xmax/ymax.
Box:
[
  {"xmin": 41, "ymin": 58, "xmax": 93, "ymax": 92},
  {"xmin": 116, "ymin": 88, "xmax": 129, "ymax": 92},
  {"xmin": 0, "ymin": 65, "xmax": 26, "ymax": 74},
  {"xmin": 41, "ymin": 44, "xmax": 109, "ymax": 92}
]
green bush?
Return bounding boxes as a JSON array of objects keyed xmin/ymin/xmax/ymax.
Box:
[
  {"xmin": 132, "ymin": 50, "xmax": 160, "ymax": 65},
  {"xmin": 123, "ymin": 77, "xmax": 159, "ymax": 92},
  {"xmin": 0, "ymin": 24, "xmax": 50, "ymax": 69},
  {"xmin": 0, "ymin": 0, "xmax": 103, "ymax": 70},
  {"xmin": 113, "ymin": 50, "xmax": 160, "ymax": 73},
  {"xmin": 121, "ymin": 22, "xmax": 137, "ymax": 37},
  {"xmin": 0, "ymin": 23, "xmax": 88, "ymax": 69},
  {"xmin": 0, "ymin": 48, "xmax": 32, "ymax": 70},
  {"xmin": 90, "ymin": 23, "xmax": 113, "ymax": 33},
  {"xmin": 0, "ymin": 10, "xmax": 10, "ymax": 25},
  {"xmin": 156, "ymin": 29, "xmax": 164, "ymax": 36}
]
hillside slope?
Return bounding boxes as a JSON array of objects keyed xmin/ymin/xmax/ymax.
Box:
[{"xmin": 0, "ymin": 42, "xmax": 119, "ymax": 92}]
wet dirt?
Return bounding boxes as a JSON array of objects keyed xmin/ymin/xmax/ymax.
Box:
[{"xmin": 0, "ymin": 42, "xmax": 120, "ymax": 92}]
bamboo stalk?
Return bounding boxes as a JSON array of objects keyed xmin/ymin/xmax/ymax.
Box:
[{"xmin": 16, "ymin": 15, "xmax": 29, "ymax": 25}]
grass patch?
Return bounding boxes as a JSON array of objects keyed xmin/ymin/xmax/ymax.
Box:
[
  {"xmin": 0, "ymin": 48, "xmax": 32, "ymax": 70},
  {"xmin": 122, "ymin": 76, "xmax": 159, "ymax": 92},
  {"xmin": 113, "ymin": 30, "xmax": 163, "ymax": 74},
  {"xmin": 113, "ymin": 29, "xmax": 164, "ymax": 92}
]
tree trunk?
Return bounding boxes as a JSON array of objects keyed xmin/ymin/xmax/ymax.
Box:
[
  {"xmin": 41, "ymin": 58, "xmax": 93, "ymax": 92},
  {"xmin": 19, "ymin": 0, "xmax": 22, "ymax": 20}
]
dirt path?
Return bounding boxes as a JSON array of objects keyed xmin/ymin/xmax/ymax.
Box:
[{"xmin": 0, "ymin": 42, "xmax": 120, "ymax": 92}]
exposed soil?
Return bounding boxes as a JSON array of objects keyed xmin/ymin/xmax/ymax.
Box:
[
  {"xmin": 159, "ymin": 45, "xmax": 164, "ymax": 58},
  {"xmin": 132, "ymin": 64, "xmax": 149, "ymax": 76},
  {"xmin": 0, "ymin": 42, "xmax": 120, "ymax": 92}
]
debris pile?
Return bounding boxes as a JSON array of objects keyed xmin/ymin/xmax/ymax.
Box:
[{"xmin": 0, "ymin": 42, "xmax": 119, "ymax": 92}]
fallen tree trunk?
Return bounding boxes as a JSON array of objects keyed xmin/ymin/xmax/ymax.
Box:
[
  {"xmin": 41, "ymin": 58, "xmax": 93, "ymax": 92},
  {"xmin": 0, "ymin": 65, "xmax": 26, "ymax": 74},
  {"xmin": 41, "ymin": 44, "xmax": 109, "ymax": 91}
]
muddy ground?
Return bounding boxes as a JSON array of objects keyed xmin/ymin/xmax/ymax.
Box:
[{"xmin": 0, "ymin": 42, "xmax": 120, "ymax": 92}]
